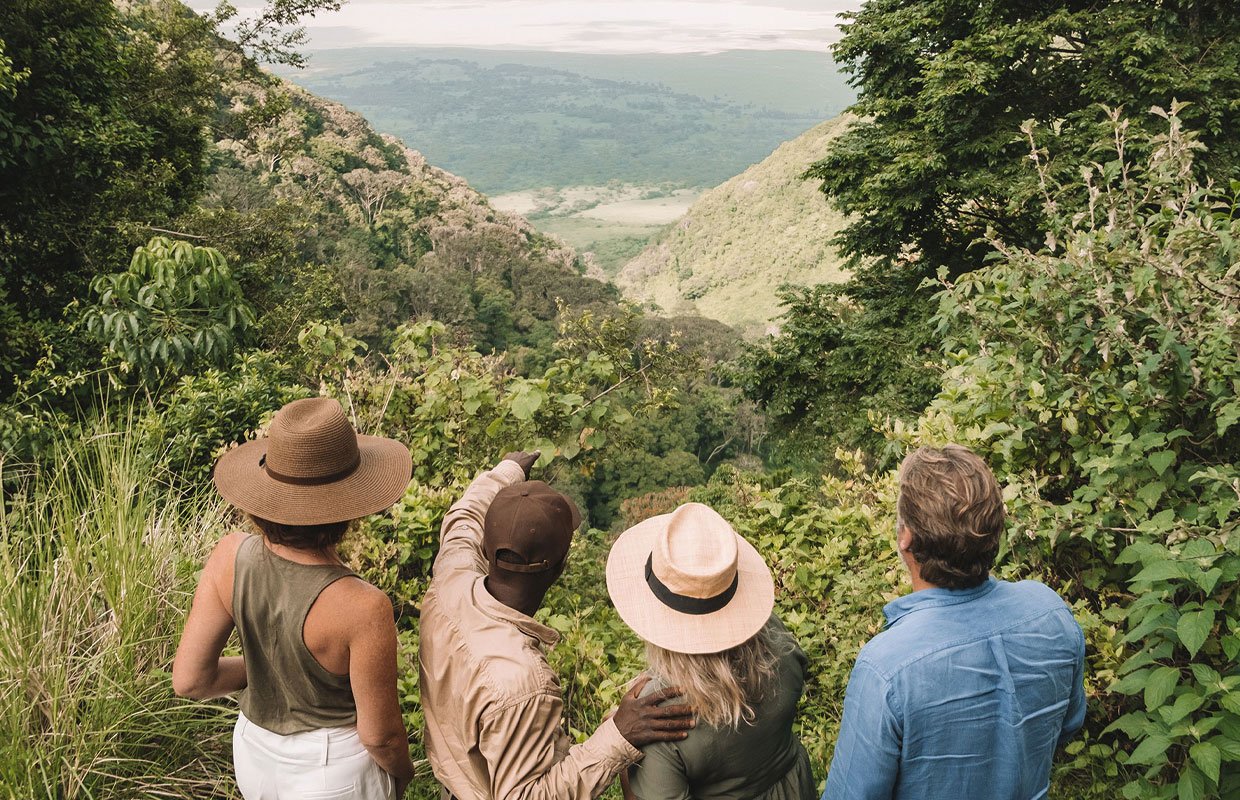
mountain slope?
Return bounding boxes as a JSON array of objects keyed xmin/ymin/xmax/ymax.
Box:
[
  {"xmin": 280, "ymin": 54, "xmax": 829, "ymax": 194},
  {"xmin": 616, "ymin": 117, "xmax": 852, "ymax": 335},
  {"xmin": 181, "ymin": 54, "xmax": 618, "ymax": 359}
]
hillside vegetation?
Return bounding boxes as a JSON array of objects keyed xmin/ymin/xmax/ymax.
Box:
[
  {"xmin": 183, "ymin": 70, "xmax": 624, "ymax": 366},
  {"xmin": 4, "ymin": 2, "xmax": 1240, "ymax": 800},
  {"xmin": 282, "ymin": 55, "xmax": 827, "ymax": 194},
  {"xmin": 618, "ymin": 117, "xmax": 851, "ymax": 334}
]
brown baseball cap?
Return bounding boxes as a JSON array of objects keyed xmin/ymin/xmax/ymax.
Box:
[{"xmin": 484, "ymin": 481, "xmax": 582, "ymax": 573}]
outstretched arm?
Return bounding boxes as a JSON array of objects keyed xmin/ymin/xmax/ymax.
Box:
[
  {"xmin": 172, "ymin": 532, "xmax": 248, "ymax": 699},
  {"xmin": 432, "ymin": 452, "xmax": 537, "ymax": 576}
]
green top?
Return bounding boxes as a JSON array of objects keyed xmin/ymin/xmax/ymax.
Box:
[
  {"xmin": 233, "ymin": 534, "xmax": 358, "ymax": 734},
  {"xmin": 628, "ymin": 617, "xmax": 817, "ymax": 800}
]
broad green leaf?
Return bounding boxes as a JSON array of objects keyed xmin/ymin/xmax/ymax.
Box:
[
  {"xmin": 1161, "ymin": 692, "xmax": 1204, "ymax": 725},
  {"xmin": 1111, "ymin": 669, "xmax": 1152, "ymax": 696},
  {"xmin": 1177, "ymin": 609, "xmax": 1215, "ymax": 658},
  {"xmin": 1129, "ymin": 733, "xmax": 1172, "ymax": 764},
  {"xmin": 1104, "ymin": 711, "xmax": 1155, "ymax": 738},
  {"xmin": 1189, "ymin": 663, "xmax": 1221, "ymax": 689},
  {"xmin": 509, "ymin": 387, "xmax": 545, "ymax": 421},
  {"xmin": 1189, "ymin": 742, "xmax": 1221, "ymax": 784},
  {"xmin": 1131, "ymin": 560, "xmax": 1184, "ymax": 584},
  {"xmin": 558, "ymin": 438, "xmax": 581, "ymax": 460},
  {"xmin": 1146, "ymin": 666, "xmax": 1181, "ymax": 710},
  {"xmin": 1148, "ymin": 450, "xmax": 1176, "ymax": 476},
  {"xmin": 1177, "ymin": 764, "xmax": 1206, "ymax": 800},
  {"xmin": 1213, "ymin": 735, "xmax": 1240, "ymax": 759},
  {"xmin": 1136, "ymin": 480, "xmax": 1165, "ymax": 508},
  {"xmin": 1196, "ymin": 567, "xmax": 1224, "ymax": 594}
]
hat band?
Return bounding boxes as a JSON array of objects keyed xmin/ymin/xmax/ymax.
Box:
[
  {"xmin": 492, "ymin": 549, "xmax": 555, "ymax": 574},
  {"xmin": 260, "ymin": 452, "xmax": 362, "ymax": 486},
  {"xmin": 644, "ymin": 554, "xmax": 739, "ymax": 615}
]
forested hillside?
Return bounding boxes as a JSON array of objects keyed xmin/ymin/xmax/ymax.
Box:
[
  {"xmin": 280, "ymin": 51, "xmax": 834, "ymax": 194},
  {"xmin": 617, "ymin": 117, "xmax": 851, "ymax": 334},
  {"xmin": 3, "ymin": 1, "xmax": 1239, "ymax": 799}
]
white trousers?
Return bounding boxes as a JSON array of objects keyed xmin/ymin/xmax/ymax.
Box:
[{"xmin": 233, "ymin": 711, "xmax": 396, "ymax": 800}]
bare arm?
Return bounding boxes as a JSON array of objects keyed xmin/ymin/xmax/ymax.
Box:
[
  {"xmin": 172, "ymin": 532, "xmax": 248, "ymax": 699},
  {"xmin": 350, "ymin": 585, "xmax": 415, "ymax": 797}
]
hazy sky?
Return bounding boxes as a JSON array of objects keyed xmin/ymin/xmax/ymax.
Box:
[{"xmin": 190, "ymin": 0, "xmax": 862, "ymax": 54}]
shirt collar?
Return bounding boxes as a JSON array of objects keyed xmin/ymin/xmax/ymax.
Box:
[
  {"xmin": 882, "ymin": 576, "xmax": 999, "ymax": 628},
  {"xmin": 471, "ymin": 575, "xmax": 561, "ymax": 647}
]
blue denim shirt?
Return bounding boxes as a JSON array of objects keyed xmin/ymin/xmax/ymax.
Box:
[{"xmin": 822, "ymin": 578, "xmax": 1086, "ymax": 800}]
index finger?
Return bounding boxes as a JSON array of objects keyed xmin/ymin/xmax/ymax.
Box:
[
  {"xmin": 642, "ymin": 686, "xmax": 687, "ymax": 706},
  {"xmin": 646, "ymin": 702, "xmax": 694, "ymax": 719}
]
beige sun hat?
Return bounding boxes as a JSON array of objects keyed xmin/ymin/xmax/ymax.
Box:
[
  {"xmin": 213, "ymin": 397, "xmax": 412, "ymax": 526},
  {"xmin": 606, "ymin": 502, "xmax": 775, "ymax": 655}
]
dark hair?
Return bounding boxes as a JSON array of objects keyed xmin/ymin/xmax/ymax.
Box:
[
  {"xmin": 897, "ymin": 445, "xmax": 1005, "ymax": 590},
  {"xmin": 250, "ymin": 515, "xmax": 351, "ymax": 551}
]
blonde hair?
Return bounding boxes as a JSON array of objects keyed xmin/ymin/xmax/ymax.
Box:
[{"xmin": 644, "ymin": 618, "xmax": 792, "ymax": 729}]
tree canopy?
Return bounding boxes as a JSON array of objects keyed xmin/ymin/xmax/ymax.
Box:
[{"xmin": 755, "ymin": 0, "xmax": 1240, "ymax": 464}]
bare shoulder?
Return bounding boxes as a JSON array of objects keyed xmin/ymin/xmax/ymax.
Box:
[
  {"xmin": 203, "ymin": 530, "xmax": 251, "ymax": 613},
  {"xmin": 209, "ymin": 530, "xmax": 251, "ymax": 563},
  {"xmin": 322, "ymin": 576, "xmax": 394, "ymax": 631}
]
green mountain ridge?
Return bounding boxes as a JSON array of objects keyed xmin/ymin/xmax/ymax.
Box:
[
  {"xmin": 616, "ymin": 117, "xmax": 852, "ymax": 335},
  {"xmin": 275, "ymin": 51, "xmax": 836, "ymax": 194}
]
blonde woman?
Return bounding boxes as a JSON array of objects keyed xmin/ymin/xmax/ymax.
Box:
[
  {"xmin": 173, "ymin": 398, "xmax": 415, "ymax": 799},
  {"xmin": 606, "ymin": 503, "xmax": 816, "ymax": 800}
]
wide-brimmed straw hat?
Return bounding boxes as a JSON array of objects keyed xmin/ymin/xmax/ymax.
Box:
[
  {"xmin": 606, "ymin": 502, "xmax": 774, "ymax": 654},
  {"xmin": 213, "ymin": 397, "xmax": 412, "ymax": 526}
]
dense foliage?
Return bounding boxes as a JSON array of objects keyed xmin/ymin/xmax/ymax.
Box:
[
  {"xmin": 763, "ymin": 0, "xmax": 1240, "ymax": 462},
  {"xmin": 5, "ymin": 2, "xmax": 1239, "ymax": 799},
  {"xmin": 0, "ymin": 0, "xmax": 217, "ymax": 390},
  {"xmin": 902, "ymin": 109, "xmax": 1240, "ymax": 800}
]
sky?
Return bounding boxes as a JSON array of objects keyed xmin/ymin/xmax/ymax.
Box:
[{"xmin": 188, "ymin": 0, "xmax": 862, "ymax": 54}]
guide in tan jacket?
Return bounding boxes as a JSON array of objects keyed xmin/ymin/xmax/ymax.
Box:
[{"xmin": 419, "ymin": 451, "xmax": 695, "ymax": 800}]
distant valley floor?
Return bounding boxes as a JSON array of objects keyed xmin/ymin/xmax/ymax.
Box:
[{"xmin": 491, "ymin": 185, "xmax": 704, "ymax": 276}]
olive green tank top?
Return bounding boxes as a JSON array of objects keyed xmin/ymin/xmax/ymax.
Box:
[{"xmin": 233, "ymin": 534, "xmax": 358, "ymax": 734}]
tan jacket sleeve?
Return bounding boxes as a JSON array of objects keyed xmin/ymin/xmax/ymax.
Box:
[
  {"xmin": 479, "ymin": 691, "xmax": 641, "ymax": 800},
  {"xmin": 433, "ymin": 459, "xmax": 528, "ymax": 576}
]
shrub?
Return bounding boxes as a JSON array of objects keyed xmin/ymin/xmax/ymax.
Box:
[
  {"xmin": 904, "ymin": 107, "xmax": 1240, "ymax": 799},
  {"xmin": 84, "ymin": 237, "xmax": 256, "ymax": 384},
  {"xmin": 616, "ymin": 486, "xmax": 693, "ymax": 530},
  {"xmin": 148, "ymin": 350, "xmax": 309, "ymax": 484}
]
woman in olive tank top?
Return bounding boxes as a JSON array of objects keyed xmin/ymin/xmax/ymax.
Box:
[{"xmin": 173, "ymin": 398, "xmax": 415, "ymax": 799}]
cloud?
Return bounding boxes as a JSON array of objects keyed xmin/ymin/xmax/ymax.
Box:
[{"xmin": 188, "ymin": 0, "xmax": 860, "ymax": 54}]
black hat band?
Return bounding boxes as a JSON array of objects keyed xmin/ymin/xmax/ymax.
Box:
[
  {"xmin": 644, "ymin": 554, "xmax": 739, "ymax": 615},
  {"xmin": 260, "ymin": 452, "xmax": 362, "ymax": 486}
]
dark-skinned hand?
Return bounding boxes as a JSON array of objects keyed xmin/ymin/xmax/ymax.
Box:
[
  {"xmin": 611, "ymin": 675, "xmax": 695, "ymax": 748},
  {"xmin": 501, "ymin": 450, "xmax": 540, "ymax": 479}
]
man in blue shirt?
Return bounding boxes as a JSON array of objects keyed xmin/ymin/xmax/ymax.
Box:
[{"xmin": 822, "ymin": 445, "xmax": 1086, "ymax": 800}]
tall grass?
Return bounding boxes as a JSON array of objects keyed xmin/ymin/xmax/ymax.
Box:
[{"xmin": 0, "ymin": 414, "xmax": 237, "ymax": 798}]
